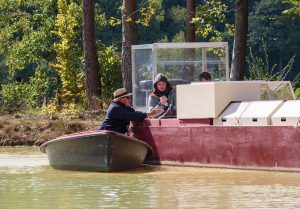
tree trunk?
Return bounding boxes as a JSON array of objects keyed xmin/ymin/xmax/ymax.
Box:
[
  {"xmin": 184, "ymin": 0, "xmax": 196, "ymax": 83},
  {"xmin": 186, "ymin": 0, "xmax": 196, "ymax": 42},
  {"xmin": 230, "ymin": 0, "xmax": 248, "ymax": 81},
  {"xmin": 121, "ymin": 0, "xmax": 137, "ymax": 92},
  {"xmin": 82, "ymin": 0, "xmax": 101, "ymax": 109}
]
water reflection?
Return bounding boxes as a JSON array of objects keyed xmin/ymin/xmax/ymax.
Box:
[{"xmin": 0, "ymin": 147, "xmax": 300, "ymax": 209}]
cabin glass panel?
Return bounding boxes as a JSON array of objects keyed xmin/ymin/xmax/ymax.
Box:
[
  {"xmin": 132, "ymin": 46, "xmax": 153, "ymax": 110},
  {"xmin": 156, "ymin": 48, "xmax": 227, "ymax": 81},
  {"xmin": 261, "ymin": 81, "xmax": 295, "ymax": 100},
  {"xmin": 132, "ymin": 42, "xmax": 229, "ymax": 111}
]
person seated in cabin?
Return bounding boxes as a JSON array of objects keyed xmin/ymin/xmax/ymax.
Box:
[
  {"xmin": 148, "ymin": 73, "xmax": 176, "ymax": 118},
  {"xmin": 97, "ymin": 88, "xmax": 163, "ymax": 134},
  {"xmin": 199, "ymin": 72, "xmax": 212, "ymax": 82}
]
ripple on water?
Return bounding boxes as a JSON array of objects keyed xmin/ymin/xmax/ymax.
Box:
[
  {"xmin": 0, "ymin": 147, "xmax": 49, "ymax": 174},
  {"xmin": 1, "ymin": 147, "xmax": 300, "ymax": 209}
]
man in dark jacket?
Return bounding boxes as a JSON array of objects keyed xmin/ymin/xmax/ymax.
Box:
[
  {"xmin": 97, "ymin": 88, "xmax": 162, "ymax": 134},
  {"xmin": 148, "ymin": 73, "xmax": 176, "ymax": 114}
]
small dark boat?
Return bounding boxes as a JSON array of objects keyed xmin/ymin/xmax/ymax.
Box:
[{"xmin": 40, "ymin": 130, "xmax": 153, "ymax": 172}]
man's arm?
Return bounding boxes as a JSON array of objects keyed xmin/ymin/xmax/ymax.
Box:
[{"xmin": 148, "ymin": 95, "xmax": 160, "ymax": 111}]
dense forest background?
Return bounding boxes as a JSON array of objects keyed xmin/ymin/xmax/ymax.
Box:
[{"xmin": 0, "ymin": 0, "xmax": 299, "ymax": 115}]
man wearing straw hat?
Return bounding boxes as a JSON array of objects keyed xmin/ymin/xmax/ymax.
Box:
[{"xmin": 97, "ymin": 88, "xmax": 163, "ymax": 134}]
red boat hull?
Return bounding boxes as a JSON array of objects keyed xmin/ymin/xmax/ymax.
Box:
[{"xmin": 132, "ymin": 119, "xmax": 300, "ymax": 171}]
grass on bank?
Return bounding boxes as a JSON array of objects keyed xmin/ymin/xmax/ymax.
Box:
[{"xmin": 0, "ymin": 110, "xmax": 106, "ymax": 146}]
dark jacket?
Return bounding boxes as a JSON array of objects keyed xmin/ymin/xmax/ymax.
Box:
[
  {"xmin": 97, "ymin": 102, "xmax": 147, "ymax": 134},
  {"xmin": 148, "ymin": 73, "xmax": 176, "ymax": 111}
]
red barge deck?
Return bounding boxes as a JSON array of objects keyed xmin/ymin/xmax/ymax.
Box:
[{"xmin": 132, "ymin": 119, "xmax": 300, "ymax": 172}]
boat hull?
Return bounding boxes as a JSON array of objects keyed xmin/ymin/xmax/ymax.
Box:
[
  {"xmin": 40, "ymin": 131, "xmax": 153, "ymax": 172},
  {"xmin": 132, "ymin": 119, "xmax": 300, "ymax": 171}
]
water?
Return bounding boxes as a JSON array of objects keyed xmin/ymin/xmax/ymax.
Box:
[{"xmin": 1, "ymin": 147, "xmax": 300, "ymax": 209}]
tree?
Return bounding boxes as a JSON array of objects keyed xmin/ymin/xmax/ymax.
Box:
[
  {"xmin": 121, "ymin": 0, "xmax": 137, "ymax": 92},
  {"xmin": 230, "ymin": 0, "xmax": 248, "ymax": 81},
  {"xmin": 54, "ymin": 0, "xmax": 84, "ymax": 105},
  {"xmin": 193, "ymin": 0, "xmax": 233, "ymax": 42},
  {"xmin": 109, "ymin": 0, "xmax": 162, "ymax": 91},
  {"xmin": 184, "ymin": 0, "xmax": 196, "ymax": 82},
  {"xmin": 82, "ymin": 0, "xmax": 102, "ymax": 109},
  {"xmin": 186, "ymin": 0, "xmax": 196, "ymax": 42},
  {"xmin": 0, "ymin": 0, "xmax": 56, "ymax": 76},
  {"xmin": 248, "ymin": 0, "xmax": 300, "ymax": 82}
]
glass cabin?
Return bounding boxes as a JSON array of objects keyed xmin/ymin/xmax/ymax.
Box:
[
  {"xmin": 131, "ymin": 42, "xmax": 229, "ymax": 112},
  {"xmin": 131, "ymin": 42, "xmax": 295, "ymax": 114}
]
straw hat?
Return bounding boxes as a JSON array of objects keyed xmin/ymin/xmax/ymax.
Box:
[{"xmin": 113, "ymin": 88, "xmax": 132, "ymax": 102}]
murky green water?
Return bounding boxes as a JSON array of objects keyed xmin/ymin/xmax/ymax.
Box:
[{"xmin": 1, "ymin": 147, "xmax": 300, "ymax": 209}]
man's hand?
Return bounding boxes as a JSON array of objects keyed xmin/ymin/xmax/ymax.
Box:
[
  {"xmin": 160, "ymin": 96, "xmax": 168, "ymax": 105},
  {"xmin": 147, "ymin": 108, "xmax": 164, "ymax": 118}
]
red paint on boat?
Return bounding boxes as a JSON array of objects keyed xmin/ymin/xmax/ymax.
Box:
[{"xmin": 132, "ymin": 118, "xmax": 300, "ymax": 171}]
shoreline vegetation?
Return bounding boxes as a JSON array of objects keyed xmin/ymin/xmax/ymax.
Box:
[{"xmin": 0, "ymin": 111, "xmax": 105, "ymax": 146}]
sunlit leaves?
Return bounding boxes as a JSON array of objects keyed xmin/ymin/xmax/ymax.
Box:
[
  {"xmin": 53, "ymin": 0, "xmax": 85, "ymax": 104},
  {"xmin": 0, "ymin": 0, "xmax": 56, "ymax": 73},
  {"xmin": 192, "ymin": 0, "xmax": 234, "ymax": 42},
  {"xmin": 108, "ymin": 17, "xmax": 121, "ymax": 26},
  {"xmin": 107, "ymin": 0, "xmax": 163, "ymax": 26},
  {"xmin": 0, "ymin": 81, "xmax": 36, "ymax": 112},
  {"xmin": 97, "ymin": 44, "xmax": 122, "ymax": 100},
  {"xmin": 282, "ymin": 0, "xmax": 300, "ymax": 20}
]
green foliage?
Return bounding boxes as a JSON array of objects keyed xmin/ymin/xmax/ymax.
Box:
[
  {"xmin": 41, "ymin": 102, "xmax": 57, "ymax": 119},
  {"xmin": 0, "ymin": 0, "xmax": 56, "ymax": 74},
  {"xmin": 53, "ymin": 0, "xmax": 85, "ymax": 105},
  {"xmin": 0, "ymin": 55, "xmax": 9, "ymax": 86},
  {"xmin": 193, "ymin": 0, "xmax": 234, "ymax": 42},
  {"xmin": 136, "ymin": 0, "xmax": 163, "ymax": 26},
  {"xmin": 169, "ymin": 5, "xmax": 186, "ymax": 24},
  {"xmin": 247, "ymin": 43, "xmax": 299, "ymax": 87},
  {"xmin": 95, "ymin": 5, "xmax": 108, "ymax": 28},
  {"xmin": 282, "ymin": 0, "xmax": 300, "ymax": 19},
  {"xmin": 0, "ymin": 81, "xmax": 36, "ymax": 113},
  {"xmin": 295, "ymin": 88, "xmax": 300, "ymax": 99},
  {"xmin": 98, "ymin": 44, "xmax": 122, "ymax": 100},
  {"xmin": 60, "ymin": 103, "xmax": 82, "ymax": 119},
  {"xmin": 145, "ymin": 3, "xmax": 185, "ymax": 44},
  {"xmin": 108, "ymin": 0, "xmax": 163, "ymax": 27},
  {"xmin": 291, "ymin": 73, "xmax": 300, "ymax": 89},
  {"xmin": 29, "ymin": 67, "xmax": 59, "ymax": 107},
  {"xmin": 247, "ymin": 45, "xmax": 276, "ymax": 81},
  {"xmin": 0, "ymin": 66, "xmax": 59, "ymax": 113},
  {"xmin": 248, "ymin": 0, "xmax": 300, "ymax": 81},
  {"xmin": 171, "ymin": 31, "xmax": 185, "ymax": 42}
]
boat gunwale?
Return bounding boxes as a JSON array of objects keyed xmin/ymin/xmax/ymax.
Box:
[{"xmin": 40, "ymin": 130, "xmax": 153, "ymax": 155}]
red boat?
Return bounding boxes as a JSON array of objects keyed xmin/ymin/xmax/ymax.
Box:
[{"xmin": 131, "ymin": 42, "xmax": 300, "ymax": 171}]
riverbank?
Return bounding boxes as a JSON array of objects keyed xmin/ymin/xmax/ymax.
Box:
[{"xmin": 0, "ymin": 111, "xmax": 105, "ymax": 146}]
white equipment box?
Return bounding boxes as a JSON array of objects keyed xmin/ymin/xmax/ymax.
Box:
[
  {"xmin": 213, "ymin": 102, "xmax": 251, "ymax": 125},
  {"xmin": 240, "ymin": 100, "xmax": 283, "ymax": 125},
  {"xmin": 177, "ymin": 81, "xmax": 262, "ymax": 119},
  {"xmin": 271, "ymin": 100, "xmax": 300, "ymax": 126}
]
